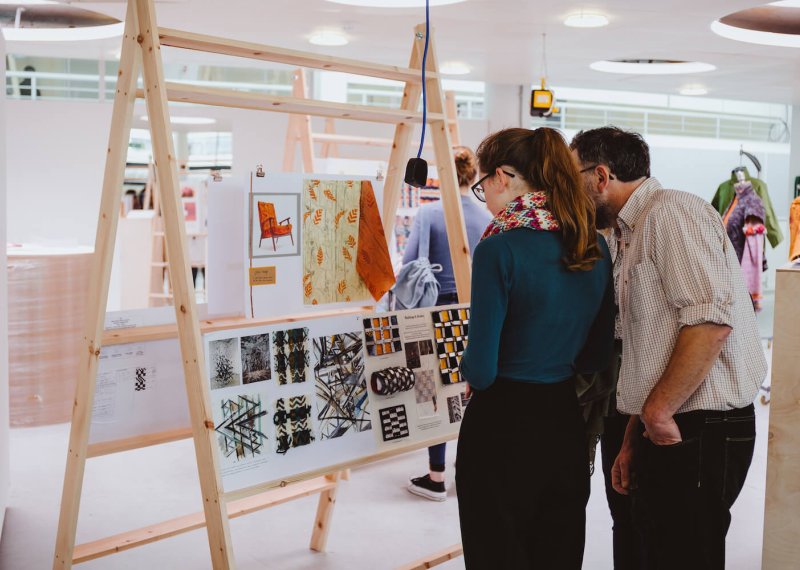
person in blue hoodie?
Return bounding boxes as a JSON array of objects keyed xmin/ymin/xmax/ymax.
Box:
[
  {"xmin": 403, "ymin": 146, "xmax": 491, "ymax": 501},
  {"xmin": 455, "ymin": 127, "xmax": 614, "ymax": 569}
]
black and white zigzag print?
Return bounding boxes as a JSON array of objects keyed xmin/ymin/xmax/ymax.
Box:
[
  {"xmin": 274, "ymin": 396, "xmax": 315, "ymax": 454},
  {"xmin": 432, "ymin": 308, "xmax": 470, "ymax": 385},
  {"xmin": 134, "ymin": 367, "xmax": 147, "ymax": 391}
]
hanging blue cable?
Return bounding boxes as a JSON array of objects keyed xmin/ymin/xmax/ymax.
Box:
[{"xmin": 416, "ymin": 0, "xmax": 430, "ymax": 159}]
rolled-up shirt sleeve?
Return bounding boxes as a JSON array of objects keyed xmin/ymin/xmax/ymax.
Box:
[{"xmin": 651, "ymin": 202, "xmax": 734, "ymax": 329}]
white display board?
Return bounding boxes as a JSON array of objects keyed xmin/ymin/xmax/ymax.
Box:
[
  {"xmin": 206, "ymin": 172, "xmax": 384, "ymax": 320},
  {"xmin": 204, "ymin": 305, "xmax": 470, "ymax": 492},
  {"xmin": 89, "ymin": 338, "xmax": 189, "ymax": 445}
]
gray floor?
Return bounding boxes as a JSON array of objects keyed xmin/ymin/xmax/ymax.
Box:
[{"xmin": 0, "ymin": 391, "xmax": 770, "ymax": 570}]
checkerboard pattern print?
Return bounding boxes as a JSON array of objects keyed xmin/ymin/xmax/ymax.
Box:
[
  {"xmin": 379, "ymin": 404, "xmax": 410, "ymax": 442},
  {"xmin": 363, "ymin": 315, "xmax": 403, "ymax": 357},
  {"xmin": 431, "ymin": 308, "xmax": 470, "ymax": 385}
]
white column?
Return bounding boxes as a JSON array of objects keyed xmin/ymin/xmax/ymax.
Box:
[
  {"xmin": 0, "ymin": 32, "xmax": 10, "ymax": 538},
  {"xmin": 485, "ymin": 83, "xmax": 525, "ymax": 133}
]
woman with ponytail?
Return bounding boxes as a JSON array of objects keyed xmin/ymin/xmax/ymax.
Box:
[{"xmin": 456, "ymin": 127, "xmax": 614, "ymax": 568}]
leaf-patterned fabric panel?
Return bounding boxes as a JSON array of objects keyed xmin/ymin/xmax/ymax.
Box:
[{"xmin": 302, "ymin": 179, "xmax": 372, "ymax": 305}]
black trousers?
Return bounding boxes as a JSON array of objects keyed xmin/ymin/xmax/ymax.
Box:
[
  {"xmin": 632, "ymin": 404, "xmax": 756, "ymax": 570},
  {"xmin": 456, "ymin": 379, "xmax": 589, "ymax": 569},
  {"xmin": 601, "ymin": 412, "xmax": 645, "ymax": 570}
]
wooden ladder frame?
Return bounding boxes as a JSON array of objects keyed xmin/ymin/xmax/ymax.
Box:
[
  {"xmin": 53, "ymin": 1, "xmax": 471, "ymax": 568},
  {"xmin": 283, "ymin": 67, "xmax": 461, "ymax": 169}
]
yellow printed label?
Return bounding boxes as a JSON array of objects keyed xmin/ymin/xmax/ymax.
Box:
[{"xmin": 249, "ymin": 266, "xmax": 277, "ymax": 286}]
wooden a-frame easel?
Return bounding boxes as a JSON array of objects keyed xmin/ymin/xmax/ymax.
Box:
[
  {"xmin": 53, "ymin": 1, "xmax": 472, "ymax": 568},
  {"xmin": 282, "ymin": 67, "xmax": 462, "ymax": 173}
]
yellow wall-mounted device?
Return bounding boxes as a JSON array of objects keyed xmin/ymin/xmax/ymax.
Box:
[{"xmin": 530, "ymin": 78, "xmax": 559, "ymax": 117}]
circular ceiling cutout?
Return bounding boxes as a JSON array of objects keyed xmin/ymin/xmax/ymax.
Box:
[
  {"xmin": 711, "ymin": 1, "xmax": 800, "ymax": 47},
  {"xmin": 325, "ymin": 0, "xmax": 465, "ymax": 6},
  {"xmin": 590, "ymin": 59, "xmax": 716, "ymax": 75}
]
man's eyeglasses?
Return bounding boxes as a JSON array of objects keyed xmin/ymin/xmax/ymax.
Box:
[
  {"xmin": 471, "ymin": 169, "xmax": 516, "ymax": 203},
  {"xmin": 579, "ymin": 163, "xmax": 616, "ymax": 180}
]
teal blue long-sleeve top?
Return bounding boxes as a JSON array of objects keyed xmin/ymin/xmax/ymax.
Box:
[{"xmin": 460, "ymin": 229, "xmax": 614, "ymax": 391}]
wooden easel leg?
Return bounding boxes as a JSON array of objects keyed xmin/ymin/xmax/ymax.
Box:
[
  {"xmin": 415, "ymin": 24, "xmax": 472, "ymax": 301},
  {"xmin": 445, "ymin": 91, "xmax": 461, "ymax": 147},
  {"xmin": 52, "ymin": 5, "xmax": 140, "ymax": 569},
  {"xmin": 381, "ymin": 31, "xmax": 426, "ymax": 244},
  {"xmin": 309, "ymin": 472, "xmax": 342, "ymax": 552},
  {"xmin": 135, "ymin": 0, "xmax": 235, "ymax": 567}
]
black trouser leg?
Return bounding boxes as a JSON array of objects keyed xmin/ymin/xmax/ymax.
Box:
[
  {"xmin": 632, "ymin": 405, "xmax": 756, "ymax": 570},
  {"xmin": 456, "ymin": 379, "xmax": 589, "ymax": 569},
  {"xmin": 601, "ymin": 413, "xmax": 645, "ymax": 570}
]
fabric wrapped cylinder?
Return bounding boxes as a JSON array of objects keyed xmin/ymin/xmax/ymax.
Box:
[{"xmin": 371, "ymin": 367, "xmax": 416, "ymax": 396}]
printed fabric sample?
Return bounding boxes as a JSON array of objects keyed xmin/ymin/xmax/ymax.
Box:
[
  {"xmin": 404, "ymin": 341, "xmax": 421, "ymax": 369},
  {"xmin": 370, "ymin": 367, "xmax": 416, "ymax": 396},
  {"xmin": 314, "ymin": 332, "xmax": 372, "ymax": 439},
  {"xmin": 447, "ymin": 394, "xmax": 463, "ymax": 424},
  {"xmin": 274, "ymin": 396, "xmax": 315, "ymax": 454},
  {"xmin": 241, "ymin": 334, "xmax": 271, "ymax": 384},
  {"xmin": 379, "ymin": 404, "xmax": 410, "ymax": 442},
  {"xmin": 414, "ymin": 370, "xmax": 436, "ymax": 405},
  {"xmin": 432, "ymin": 308, "xmax": 470, "ymax": 385},
  {"xmin": 215, "ymin": 394, "xmax": 268, "ymax": 460},
  {"xmin": 356, "ymin": 181, "xmax": 396, "ymax": 301},
  {"xmin": 210, "ymin": 338, "xmax": 242, "ymax": 390},
  {"xmin": 302, "ymin": 179, "xmax": 372, "ymax": 305},
  {"xmin": 134, "ymin": 367, "xmax": 147, "ymax": 391},
  {"xmin": 272, "ymin": 328, "xmax": 309, "ymax": 385},
  {"xmin": 363, "ymin": 316, "xmax": 403, "ymax": 356}
]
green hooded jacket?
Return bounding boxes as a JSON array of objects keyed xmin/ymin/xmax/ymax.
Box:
[{"xmin": 712, "ymin": 167, "xmax": 783, "ymax": 248}]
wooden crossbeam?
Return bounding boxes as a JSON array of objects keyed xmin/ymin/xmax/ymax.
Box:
[
  {"xmin": 136, "ymin": 83, "xmax": 445, "ymax": 124},
  {"xmin": 395, "ymin": 544, "xmax": 464, "ymax": 570},
  {"xmin": 313, "ymin": 132, "xmax": 434, "ymax": 150},
  {"xmin": 72, "ymin": 476, "xmax": 338, "ymax": 564},
  {"xmin": 158, "ymin": 27, "xmax": 435, "ymax": 84}
]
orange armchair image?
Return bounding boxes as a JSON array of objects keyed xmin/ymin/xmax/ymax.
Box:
[{"xmin": 257, "ymin": 201, "xmax": 294, "ymax": 251}]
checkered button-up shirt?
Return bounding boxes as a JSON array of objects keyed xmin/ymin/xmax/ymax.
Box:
[{"xmin": 615, "ymin": 178, "xmax": 767, "ymax": 415}]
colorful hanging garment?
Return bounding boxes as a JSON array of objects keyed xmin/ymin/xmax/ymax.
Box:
[{"xmin": 722, "ymin": 182, "xmax": 767, "ymax": 311}]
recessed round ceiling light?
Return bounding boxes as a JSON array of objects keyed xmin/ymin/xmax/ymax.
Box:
[
  {"xmin": 141, "ymin": 115, "xmax": 217, "ymax": 125},
  {"xmin": 325, "ymin": 0, "xmax": 465, "ymax": 6},
  {"xmin": 308, "ymin": 29, "xmax": 349, "ymax": 46},
  {"xmin": 590, "ymin": 59, "xmax": 716, "ymax": 75},
  {"xmin": 711, "ymin": 20, "xmax": 800, "ymax": 49},
  {"xmin": 769, "ymin": 1, "xmax": 800, "ymax": 7},
  {"xmin": 440, "ymin": 61, "xmax": 471, "ymax": 75},
  {"xmin": 564, "ymin": 13, "xmax": 609, "ymax": 28},
  {"xmin": 679, "ymin": 85, "xmax": 708, "ymax": 96},
  {"xmin": 0, "ymin": 1, "xmax": 57, "ymax": 5},
  {"xmin": 2, "ymin": 22, "xmax": 124, "ymax": 41}
]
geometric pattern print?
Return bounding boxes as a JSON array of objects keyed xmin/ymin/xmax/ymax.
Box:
[
  {"xmin": 272, "ymin": 327, "xmax": 309, "ymax": 385},
  {"xmin": 379, "ymin": 404, "xmax": 410, "ymax": 442},
  {"xmin": 134, "ymin": 367, "xmax": 147, "ymax": 391},
  {"xmin": 215, "ymin": 394, "xmax": 268, "ymax": 461},
  {"xmin": 370, "ymin": 367, "xmax": 415, "ymax": 396},
  {"xmin": 432, "ymin": 308, "xmax": 470, "ymax": 385},
  {"xmin": 274, "ymin": 395, "xmax": 315, "ymax": 454},
  {"xmin": 414, "ymin": 370, "xmax": 436, "ymax": 404},
  {"xmin": 447, "ymin": 394, "xmax": 463, "ymax": 424},
  {"xmin": 302, "ymin": 179, "xmax": 371, "ymax": 305},
  {"xmin": 363, "ymin": 315, "xmax": 402, "ymax": 357},
  {"xmin": 481, "ymin": 191, "xmax": 560, "ymax": 240},
  {"xmin": 313, "ymin": 332, "xmax": 372, "ymax": 440}
]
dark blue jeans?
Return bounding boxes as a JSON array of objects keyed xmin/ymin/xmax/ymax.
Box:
[
  {"xmin": 632, "ymin": 404, "xmax": 756, "ymax": 570},
  {"xmin": 427, "ymin": 291, "xmax": 460, "ymax": 472}
]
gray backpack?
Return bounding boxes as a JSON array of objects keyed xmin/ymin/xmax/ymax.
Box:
[{"xmin": 390, "ymin": 207, "xmax": 442, "ymax": 310}]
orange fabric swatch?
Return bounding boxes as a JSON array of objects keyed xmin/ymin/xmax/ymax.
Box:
[
  {"xmin": 790, "ymin": 196, "xmax": 800, "ymax": 261},
  {"xmin": 356, "ymin": 181, "xmax": 396, "ymax": 301}
]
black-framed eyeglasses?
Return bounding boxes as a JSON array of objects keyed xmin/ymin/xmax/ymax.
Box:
[
  {"xmin": 579, "ymin": 163, "xmax": 616, "ymax": 180},
  {"xmin": 471, "ymin": 169, "xmax": 516, "ymax": 203}
]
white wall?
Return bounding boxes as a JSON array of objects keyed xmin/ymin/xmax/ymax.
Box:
[
  {"xmin": 6, "ymin": 100, "xmax": 112, "ymax": 246},
  {"xmin": 1, "ymin": 33, "xmax": 10, "ymax": 538}
]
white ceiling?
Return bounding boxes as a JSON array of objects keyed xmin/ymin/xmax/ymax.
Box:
[{"xmin": 8, "ymin": 0, "xmax": 800, "ymax": 105}]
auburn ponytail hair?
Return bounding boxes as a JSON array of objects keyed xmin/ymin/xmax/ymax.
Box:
[{"xmin": 476, "ymin": 127, "xmax": 603, "ymax": 271}]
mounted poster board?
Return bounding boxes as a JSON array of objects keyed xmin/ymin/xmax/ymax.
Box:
[{"xmin": 204, "ymin": 304, "xmax": 470, "ymax": 492}]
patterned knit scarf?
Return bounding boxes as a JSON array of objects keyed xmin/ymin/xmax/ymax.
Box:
[{"xmin": 481, "ymin": 191, "xmax": 560, "ymax": 240}]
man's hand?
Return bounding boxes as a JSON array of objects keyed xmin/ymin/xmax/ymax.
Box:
[
  {"xmin": 641, "ymin": 409, "xmax": 682, "ymax": 446},
  {"xmin": 612, "ymin": 416, "xmax": 640, "ymax": 495}
]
